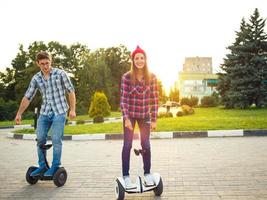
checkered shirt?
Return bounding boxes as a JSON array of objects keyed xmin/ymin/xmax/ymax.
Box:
[
  {"xmin": 120, "ymin": 72, "xmax": 158, "ymax": 122},
  {"xmin": 24, "ymin": 68, "xmax": 75, "ymax": 115}
]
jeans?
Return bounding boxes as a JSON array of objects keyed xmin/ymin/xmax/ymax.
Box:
[
  {"xmin": 36, "ymin": 110, "xmax": 66, "ymax": 168},
  {"xmin": 122, "ymin": 117, "xmax": 151, "ymax": 176}
]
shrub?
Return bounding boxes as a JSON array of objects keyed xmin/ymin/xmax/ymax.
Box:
[
  {"xmin": 181, "ymin": 105, "xmax": 194, "ymax": 115},
  {"xmin": 201, "ymin": 96, "xmax": 218, "ymax": 107},
  {"xmin": 23, "ymin": 111, "xmax": 35, "ymax": 120},
  {"xmin": 165, "ymin": 112, "xmax": 173, "ymax": 118},
  {"xmin": 0, "ymin": 98, "xmax": 19, "ymax": 121},
  {"xmin": 88, "ymin": 92, "xmax": 111, "ymax": 121},
  {"xmin": 176, "ymin": 111, "xmax": 183, "ymax": 117},
  {"xmin": 180, "ymin": 96, "xmax": 198, "ymax": 107},
  {"xmin": 157, "ymin": 111, "xmax": 173, "ymax": 118},
  {"xmin": 93, "ymin": 116, "xmax": 104, "ymax": 123},
  {"xmin": 76, "ymin": 120, "xmax": 85, "ymax": 125}
]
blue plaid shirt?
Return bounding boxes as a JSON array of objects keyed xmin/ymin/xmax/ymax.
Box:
[{"xmin": 25, "ymin": 68, "xmax": 75, "ymax": 115}]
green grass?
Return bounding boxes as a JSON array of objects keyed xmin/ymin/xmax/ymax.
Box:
[
  {"xmin": 0, "ymin": 119, "xmax": 33, "ymax": 126},
  {"xmin": 0, "ymin": 112, "xmax": 122, "ymax": 127},
  {"xmin": 12, "ymin": 107, "xmax": 267, "ymax": 135},
  {"xmin": 157, "ymin": 107, "xmax": 267, "ymax": 131},
  {"xmin": 74, "ymin": 112, "xmax": 121, "ymax": 121}
]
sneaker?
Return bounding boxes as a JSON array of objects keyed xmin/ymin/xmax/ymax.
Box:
[
  {"xmin": 30, "ymin": 166, "xmax": 47, "ymax": 177},
  {"xmin": 123, "ymin": 176, "xmax": 136, "ymax": 189},
  {"xmin": 144, "ymin": 173, "xmax": 155, "ymax": 186},
  {"xmin": 43, "ymin": 166, "xmax": 59, "ymax": 177}
]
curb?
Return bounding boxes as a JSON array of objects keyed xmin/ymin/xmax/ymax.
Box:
[{"xmin": 6, "ymin": 129, "xmax": 267, "ymax": 141}]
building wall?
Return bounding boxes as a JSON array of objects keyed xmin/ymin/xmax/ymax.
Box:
[
  {"xmin": 183, "ymin": 57, "xmax": 212, "ymax": 74},
  {"xmin": 179, "ymin": 57, "xmax": 218, "ymax": 100}
]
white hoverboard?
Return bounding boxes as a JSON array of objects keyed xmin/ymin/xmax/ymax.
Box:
[{"xmin": 115, "ymin": 149, "xmax": 163, "ymax": 200}]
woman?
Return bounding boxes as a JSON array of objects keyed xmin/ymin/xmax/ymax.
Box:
[{"xmin": 120, "ymin": 45, "xmax": 158, "ymax": 189}]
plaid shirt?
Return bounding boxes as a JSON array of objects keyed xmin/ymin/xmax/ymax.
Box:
[
  {"xmin": 25, "ymin": 68, "xmax": 75, "ymax": 115},
  {"xmin": 120, "ymin": 72, "xmax": 158, "ymax": 122}
]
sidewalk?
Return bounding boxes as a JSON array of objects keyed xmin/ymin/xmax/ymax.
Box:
[{"xmin": 0, "ymin": 132, "xmax": 267, "ymax": 199}]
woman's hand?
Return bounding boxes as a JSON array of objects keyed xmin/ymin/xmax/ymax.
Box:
[
  {"xmin": 151, "ymin": 122, "xmax": 156, "ymax": 131},
  {"xmin": 124, "ymin": 118, "xmax": 133, "ymax": 131}
]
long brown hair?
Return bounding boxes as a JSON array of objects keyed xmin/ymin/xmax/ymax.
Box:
[{"xmin": 129, "ymin": 58, "xmax": 151, "ymax": 86}]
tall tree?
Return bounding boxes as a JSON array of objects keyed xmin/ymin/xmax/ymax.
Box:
[
  {"xmin": 169, "ymin": 85, "xmax": 180, "ymax": 102},
  {"xmin": 76, "ymin": 45, "xmax": 130, "ymax": 113},
  {"xmin": 157, "ymin": 80, "xmax": 168, "ymax": 104},
  {"xmin": 217, "ymin": 8, "xmax": 267, "ymax": 108}
]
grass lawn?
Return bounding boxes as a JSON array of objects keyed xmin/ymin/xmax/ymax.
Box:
[
  {"xmin": 74, "ymin": 112, "xmax": 122, "ymax": 121},
  {"xmin": 12, "ymin": 107, "xmax": 267, "ymax": 135},
  {"xmin": 0, "ymin": 119, "xmax": 33, "ymax": 127},
  {"xmin": 0, "ymin": 112, "xmax": 122, "ymax": 127}
]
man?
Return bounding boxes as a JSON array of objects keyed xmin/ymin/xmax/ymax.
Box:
[{"xmin": 15, "ymin": 51, "xmax": 76, "ymax": 177}]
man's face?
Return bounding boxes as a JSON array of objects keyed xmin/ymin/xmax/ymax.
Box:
[{"xmin": 37, "ymin": 58, "xmax": 51, "ymax": 74}]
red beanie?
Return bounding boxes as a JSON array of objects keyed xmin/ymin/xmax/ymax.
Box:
[{"xmin": 131, "ymin": 45, "xmax": 146, "ymax": 59}]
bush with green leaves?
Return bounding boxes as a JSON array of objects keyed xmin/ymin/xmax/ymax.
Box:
[
  {"xmin": 0, "ymin": 98, "xmax": 19, "ymax": 121},
  {"xmin": 180, "ymin": 96, "xmax": 199, "ymax": 107},
  {"xmin": 158, "ymin": 111, "xmax": 173, "ymax": 118},
  {"xmin": 200, "ymin": 96, "xmax": 218, "ymax": 107},
  {"xmin": 76, "ymin": 120, "xmax": 86, "ymax": 125},
  {"xmin": 181, "ymin": 105, "xmax": 194, "ymax": 115},
  {"xmin": 176, "ymin": 111, "xmax": 183, "ymax": 117},
  {"xmin": 88, "ymin": 92, "xmax": 111, "ymax": 122}
]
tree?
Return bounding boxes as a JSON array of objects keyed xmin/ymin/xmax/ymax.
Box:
[
  {"xmin": 217, "ymin": 8, "xmax": 267, "ymax": 108},
  {"xmin": 76, "ymin": 45, "xmax": 130, "ymax": 113},
  {"xmin": 0, "ymin": 98, "xmax": 19, "ymax": 121},
  {"xmin": 157, "ymin": 80, "xmax": 168, "ymax": 104},
  {"xmin": 103, "ymin": 45, "xmax": 130, "ymax": 110},
  {"xmin": 0, "ymin": 41, "xmax": 131, "ymax": 114},
  {"xmin": 169, "ymin": 85, "xmax": 180, "ymax": 102}
]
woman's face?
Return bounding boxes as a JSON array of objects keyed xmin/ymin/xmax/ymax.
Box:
[{"xmin": 133, "ymin": 53, "xmax": 146, "ymax": 69}]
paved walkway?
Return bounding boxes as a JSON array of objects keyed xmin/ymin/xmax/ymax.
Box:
[{"xmin": 0, "ymin": 130, "xmax": 267, "ymax": 200}]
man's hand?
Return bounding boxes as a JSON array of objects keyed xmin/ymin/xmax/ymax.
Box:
[
  {"xmin": 151, "ymin": 121, "xmax": 156, "ymax": 131},
  {"xmin": 14, "ymin": 97, "xmax": 30, "ymax": 125},
  {"xmin": 124, "ymin": 118, "xmax": 133, "ymax": 131},
  {"xmin": 69, "ymin": 110, "xmax": 76, "ymax": 120},
  {"xmin": 15, "ymin": 114, "xmax": 22, "ymax": 125}
]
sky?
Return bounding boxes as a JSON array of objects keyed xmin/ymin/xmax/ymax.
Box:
[{"xmin": 0, "ymin": 0, "xmax": 267, "ymax": 92}]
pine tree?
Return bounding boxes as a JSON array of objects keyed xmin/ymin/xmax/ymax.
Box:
[{"xmin": 218, "ymin": 8, "xmax": 267, "ymax": 108}]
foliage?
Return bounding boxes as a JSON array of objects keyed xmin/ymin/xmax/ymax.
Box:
[
  {"xmin": 176, "ymin": 110, "xmax": 183, "ymax": 117},
  {"xmin": 0, "ymin": 98, "xmax": 19, "ymax": 121},
  {"xmin": 181, "ymin": 105, "xmax": 194, "ymax": 115},
  {"xmin": 88, "ymin": 92, "xmax": 111, "ymax": 120},
  {"xmin": 180, "ymin": 96, "xmax": 199, "ymax": 107},
  {"xmin": 0, "ymin": 42, "xmax": 131, "ymax": 114},
  {"xmin": 158, "ymin": 111, "xmax": 173, "ymax": 118},
  {"xmin": 76, "ymin": 45, "xmax": 130, "ymax": 113},
  {"xmin": 200, "ymin": 96, "xmax": 218, "ymax": 107},
  {"xmin": 157, "ymin": 79, "xmax": 168, "ymax": 104},
  {"xmin": 217, "ymin": 8, "xmax": 267, "ymax": 108},
  {"xmin": 13, "ymin": 107, "xmax": 267, "ymax": 134},
  {"xmin": 169, "ymin": 85, "xmax": 179, "ymax": 102}
]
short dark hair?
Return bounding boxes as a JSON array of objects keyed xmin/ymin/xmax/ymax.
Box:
[{"xmin": 36, "ymin": 51, "xmax": 52, "ymax": 62}]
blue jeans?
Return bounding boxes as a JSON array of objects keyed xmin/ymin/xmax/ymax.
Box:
[
  {"xmin": 36, "ymin": 110, "xmax": 66, "ymax": 168},
  {"xmin": 122, "ymin": 117, "xmax": 151, "ymax": 176}
]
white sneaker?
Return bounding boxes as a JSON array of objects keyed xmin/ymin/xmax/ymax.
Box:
[
  {"xmin": 123, "ymin": 176, "xmax": 136, "ymax": 189},
  {"xmin": 144, "ymin": 173, "xmax": 155, "ymax": 186}
]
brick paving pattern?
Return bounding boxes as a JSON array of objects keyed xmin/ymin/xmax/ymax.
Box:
[{"xmin": 0, "ymin": 129, "xmax": 267, "ymax": 200}]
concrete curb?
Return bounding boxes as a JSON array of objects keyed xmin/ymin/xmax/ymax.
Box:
[{"xmin": 6, "ymin": 129, "xmax": 267, "ymax": 141}]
